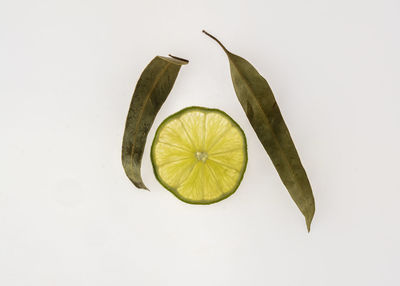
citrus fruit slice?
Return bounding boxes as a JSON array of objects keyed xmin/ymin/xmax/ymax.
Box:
[{"xmin": 151, "ymin": 106, "xmax": 247, "ymax": 204}]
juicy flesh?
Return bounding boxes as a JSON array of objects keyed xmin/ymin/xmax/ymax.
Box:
[{"xmin": 153, "ymin": 109, "xmax": 246, "ymax": 203}]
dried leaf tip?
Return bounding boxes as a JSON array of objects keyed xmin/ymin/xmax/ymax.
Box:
[
  {"xmin": 202, "ymin": 30, "xmax": 229, "ymax": 53},
  {"xmin": 168, "ymin": 54, "xmax": 189, "ymax": 63},
  {"xmin": 307, "ymin": 218, "xmax": 311, "ymax": 233},
  {"xmin": 306, "ymin": 208, "xmax": 315, "ymax": 232}
]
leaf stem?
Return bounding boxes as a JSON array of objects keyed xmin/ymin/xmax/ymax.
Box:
[
  {"xmin": 202, "ymin": 30, "xmax": 229, "ymax": 53},
  {"xmin": 168, "ymin": 54, "xmax": 189, "ymax": 63}
]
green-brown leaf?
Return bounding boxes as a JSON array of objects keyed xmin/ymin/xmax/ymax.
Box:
[
  {"xmin": 122, "ymin": 55, "xmax": 188, "ymax": 190},
  {"xmin": 203, "ymin": 30, "xmax": 315, "ymax": 231}
]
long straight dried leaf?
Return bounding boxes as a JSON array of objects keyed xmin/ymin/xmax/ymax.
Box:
[
  {"xmin": 203, "ymin": 30, "xmax": 315, "ymax": 231},
  {"xmin": 122, "ymin": 55, "xmax": 188, "ymax": 190}
]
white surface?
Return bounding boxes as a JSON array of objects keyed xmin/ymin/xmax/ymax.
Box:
[{"xmin": 1, "ymin": 0, "xmax": 399, "ymax": 285}]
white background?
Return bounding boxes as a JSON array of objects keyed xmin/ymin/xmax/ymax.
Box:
[{"xmin": 1, "ymin": 0, "xmax": 399, "ymax": 285}]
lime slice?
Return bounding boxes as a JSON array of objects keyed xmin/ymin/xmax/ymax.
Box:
[{"xmin": 151, "ymin": 106, "xmax": 247, "ymax": 204}]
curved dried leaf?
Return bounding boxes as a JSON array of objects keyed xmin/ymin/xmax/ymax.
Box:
[
  {"xmin": 203, "ymin": 30, "xmax": 315, "ymax": 231},
  {"xmin": 122, "ymin": 55, "xmax": 188, "ymax": 190}
]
